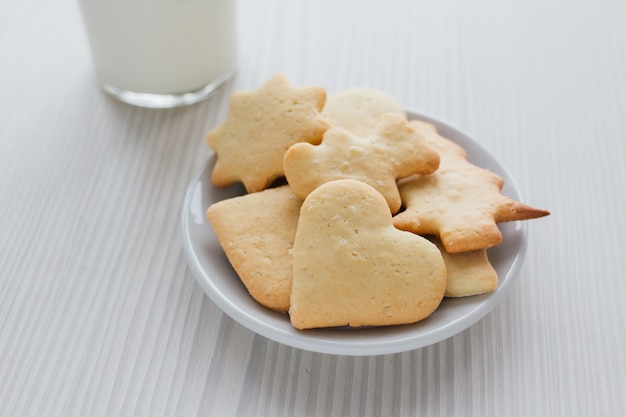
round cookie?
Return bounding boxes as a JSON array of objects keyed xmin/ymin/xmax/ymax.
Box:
[{"xmin": 322, "ymin": 88, "xmax": 406, "ymax": 137}]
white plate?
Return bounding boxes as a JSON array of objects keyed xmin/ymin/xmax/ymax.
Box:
[{"xmin": 181, "ymin": 110, "xmax": 528, "ymax": 356}]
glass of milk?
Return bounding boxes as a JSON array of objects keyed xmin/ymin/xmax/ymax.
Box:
[{"xmin": 78, "ymin": 0, "xmax": 237, "ymax": 108}]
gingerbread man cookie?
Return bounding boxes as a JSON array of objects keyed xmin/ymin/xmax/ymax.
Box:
[{"xmin": 283, "ymin": 113, "xmax": 440, "ymax": 214}]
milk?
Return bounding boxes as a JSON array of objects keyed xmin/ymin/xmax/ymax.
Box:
[{"xmin": 79, "ymin": 0, "xmax": 237, "ymax": 106}]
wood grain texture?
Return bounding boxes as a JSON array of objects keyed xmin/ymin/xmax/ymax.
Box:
[{"xmin": 1, "ymin": 0, "xmax": 625, "ymax": 416}]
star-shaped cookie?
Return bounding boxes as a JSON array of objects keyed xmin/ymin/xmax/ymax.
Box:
[
  {"xmin": 206, "ymin": 74, "xmax": 331, "ymax": 193},
  {"xmin": 283, "ymin": 113, "xmax": 440, "ymax": 214},
  {"xmin": 393, "ymin": 120, "xmax": 550, "ymax": 253}
]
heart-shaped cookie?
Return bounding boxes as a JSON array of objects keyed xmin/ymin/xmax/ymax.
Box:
[{"xmin": 289, "ymin": 179, "xmax": 447, "ymax": 329}]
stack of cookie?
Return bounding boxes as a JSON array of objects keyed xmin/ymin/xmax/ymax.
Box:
[{"xmin": 205, "ymin": 74, "xmax": 549, "ymax": 330}]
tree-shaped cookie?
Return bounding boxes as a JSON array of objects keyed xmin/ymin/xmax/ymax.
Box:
[
  {"xmin": 283, "ymin": 113, "xmax": 440, "ymax": 214},
  {"xmin": 206, "ymin": 74, "xmax": 331, "ymax": 193},
  {"xmin": 393, "ymin": 120, "xmax": 550, "ymax": 253}
]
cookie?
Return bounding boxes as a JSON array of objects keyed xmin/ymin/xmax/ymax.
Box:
[
  {"xmin": 427, "ymin": 236, "xmax": 498, "ymax": 297},
  {"xmin": 289, "ymin": 179, "xmax": 447, "ymax": 329},
  {"xmin": 283, "ymin": 113, "xmax": 440, "ymax": 214},
  {"xmin": 206, "ymin": 185, "xmax": 302, "ymax": 311},
  {"xmin": 393, "ymin": 120, "xmax": 550, "ymax": 253},
  {"xmin": 205, "ymin": 74, "xmax": 331, "ymax": 193},
  {"xmin": 322, "ymin": 88, "xmax": 406, "ymax": 137}
]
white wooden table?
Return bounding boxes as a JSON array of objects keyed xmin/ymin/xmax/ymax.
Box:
[{"xmin": 1, "ymin": 0, "xmax": 625, "ymax": 415}]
